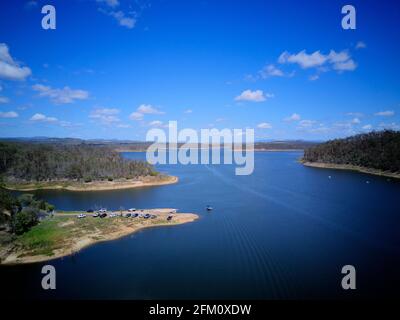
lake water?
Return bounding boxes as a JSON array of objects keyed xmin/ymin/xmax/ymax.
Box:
[{"xmin": 2, "ymin": 152, "xmax": 400, "ymax": 299}]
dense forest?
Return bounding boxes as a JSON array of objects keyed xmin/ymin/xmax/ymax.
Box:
[
  {"xmin": 303, "ymin": 130, "xmax": 400, "ymax": 172},
  {"xmin": 0, "ymin": 142, "xmax": 156, "ymax": 183}
]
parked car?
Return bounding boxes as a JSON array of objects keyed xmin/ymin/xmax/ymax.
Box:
[
  {"xmin": 92, "ymin": 213, "xmax": 99, "ymax": 217},
  {"xmin": 132, "ymin": 213, "xmax": 139, "ymax": 218},
  {"xmin": 167, "ymin": 215, "xmax": 173, "ymax": 221},
  {"xmin": 125, "ymin": 213, "xmax": 132, "ymax": 217},
  {"xmin": 77, "ymin": 214, "xmax": 86, "ymax": 219},
  {"xmin": 99, "ymin": 213, "xmax": 107, "ymax": 218},
  {"xmin": 150, "ymin": 214, "xmax": 157, "ymax": 219},
  {"xmin": 128, "ymin": 208, "xmax": 136, "ymax": 212},
  {"xmin": 144, "ymin": 213, "xmax": 150, "ymax": 219},
  {"xmin": 86, "ymin": 209, "xmax": 94, "ymax": 213}
]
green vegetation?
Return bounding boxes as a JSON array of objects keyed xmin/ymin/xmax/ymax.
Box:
[
  {"xmin": 303, "ymin": 130, "xmax": 400, "ymax": 172},
  {"xmin": 0, "ymin": 142, "xmax": 156, "ymax": 184},
  {"xmin": 0, "ymin": 188, "xmax": 54, "ymax": 235}
]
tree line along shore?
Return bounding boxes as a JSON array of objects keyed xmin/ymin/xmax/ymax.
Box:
[
  {"xmin": 302, "ymin": 130, "xmax": 400, "ymax": 179},
  {"xmin": 0, "ymin": 141, "xmax": 180, "ymax": 191}
]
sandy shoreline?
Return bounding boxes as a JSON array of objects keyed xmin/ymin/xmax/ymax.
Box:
[
  {"xmin": 1, "ymin": 209, "xmax": 198, "ymax": 265},
  {"xmin": 3, "ymin": 175, "xmax": 178, "ymax": 192},
  {"xmin": 302, "ymin": 161, "xmax": 400, "ymax": 179}
]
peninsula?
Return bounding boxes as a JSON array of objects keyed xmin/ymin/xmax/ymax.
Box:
[
  {"xmin": 0, "ymin": 208, "xmax": 198, "ymax": 265},
  {"xmin": 0, "ymin": 141, "xmax": 178, "ymax": 191}
]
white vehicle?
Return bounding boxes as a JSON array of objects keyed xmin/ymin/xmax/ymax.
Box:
[
  {"xmin": 98, "ymin": 208, "xmax": 107, "ymax": 213},
  {"xmin": 77, "ymin": 214, "xmax": 86, "ymax": 219},
  {"xmin": 109, "ymin": 213, "xmax": 118, "ymax": 217},
  {"xmin": 128, "ymin": 208, "xmax": 136, "ymax": 212}
]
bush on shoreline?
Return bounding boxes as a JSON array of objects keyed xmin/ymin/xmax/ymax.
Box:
[{"xmin": 303, "ymin": 130, "xmax": 400, "ymax": 173}]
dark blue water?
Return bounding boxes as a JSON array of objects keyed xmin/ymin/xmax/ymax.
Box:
[{"xmin": 2, "ymin": 152, "xmax": 400, "ymax": 299}]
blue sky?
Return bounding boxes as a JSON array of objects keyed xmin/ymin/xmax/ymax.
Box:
[{"xmin": 0, "ymin": 0, "xmax": 399, "ymax": 141}]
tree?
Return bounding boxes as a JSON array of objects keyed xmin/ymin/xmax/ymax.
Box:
[{"xmin": 13, "ymin": 207, "xmax": 39, "ymax": 235}]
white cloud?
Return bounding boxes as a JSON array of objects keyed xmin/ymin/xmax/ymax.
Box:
[
  {"xmin": 279, "ymin": 50, "xmax": 328, "ymax": 68},
  {"xmin": 0, "ymin": 96, "xmax": 9, "ymax": 104},
  {"xmin": 355, "ymin": 41, "xmax": 366, "ymax": 49},
  {"xmin": 30, "ymin": 113, "xmax": 58, "ymax": 122},
  {"xmin": 374, "ymin": 110, "xmax": 395, "ymax": 117},
  {"xmin": 278, "ymin": 49, "xmax": 356, "ymax": 72},
  {"xmin": 97, "ymin": 0, "xmax": 119, "ymax": 7},
  {"xmin": 309, "ymin": 74, "xmax": 319, "ymax": 81},
  {"xmin": 379, "ymin": 122, "xmax": 400, "ymax": 130},
  {"xmin": 351, "ymin": 117, "xmax": 361, "ymax": 124},
  {"xmin": 257, "ymin": 122, "xmax": 272, "ymax": 129},
  {"xmin": 362, "ymin": 124, "xmax": 372, "ymax": 130},
  {"xmin": 298, "ymin": 119, "xmax": 317, "ymax": 128},
  {"xmin": 32, "ymin": 84, "xmax": 89, "ymax": 104},
  {"xmin": 129, "ymin": 104, "xmax": 164, "ymax": 121},
  {"xmin": 137, "ymin": 104, "xmax": 164, "ymax": 114},
  {"xmin": 149, "ymin": 120, "xmax": 163, "ymax": 127},
  {"xmin": 259, "ymin": 64, "xmax": 284, "ymax": 78},
  {"xmin": 0, "ymin": 111, "xmax": 18, "ymax": 118},
  {"xmin": 99, "ymin": 7, "xmax": 136, "ymax": 29},
  {"xmin": 110, "ymin": 11, "xmax": 136, "ymax": 28},
  {"xmin": 284, "ymin": 113, "xmax": 301, "ymax": 122},
  {"xmin": 184, "ymin": 109, "xmax": 193, "ymax": 114},
  {"xmin": 235, "ymin": 89, "xmax": 272, "ymax": 102},
  {"xmin": 117, "ymin": 124, "xmax": 131, "ymax": 128},
  {"xmin": 25, "ymin": 1, "xmax": 38, "ymax": 8},
  {"xmin": 90, "ymin": 108, "xmax": 120, "ymax": 124},
  {"xmin": 129, "ymin": 111, "xmax": 144, "ymax": 121},
  {"xmin": 0, "ymin": 43, "xmax": 32, "ymax": 81},
  {"xmin": 346, "ymin": 112, "xmax": 364, "ymax": 117}
]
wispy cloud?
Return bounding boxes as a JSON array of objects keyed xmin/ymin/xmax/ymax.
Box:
[
  {"xmin": 130, "ymin": 104, "xmax": 165, "ymax": 121},
  {"xmin": 108, "ymin": 11, "xmax": 136, "ymax": 28},
  {"xmin": 278, "ymin": 49, "xmax": 357, "ymax": 72},
  {"xmin": 259, "ymin": 64, "xmax": 284, "ymax": 78},
  {"xmin": 137, "ymin": 104, "xmax": 164, "ymax": 114},
  {"xmin": 30, "ymin": 113, "xmax": 58, "ymax": 123},
  {"xmin": 0, "ymin": 43, "xmax": 31, "ymax": 81},
  {"xmin": 0, "ymin": 111, "xmax": 18, "ymax": 118},
  {"xmin": 374, "ymin": 110, "xmax": 395, "ymax": 117},
  {"xmin": 96, "ymin": 0, "xmax": 119, "ymax": 8},
  {"xmin": 148, "ymin": 120, "xmax": 166, "ymax": 128},
  {"xmin": 90, "ymin": 108, "xmax": 120, "ymax": 124},
  {"xmin": 0, "ymin": 96, "xmax": 9, "ymax": 104},
  {"xmin": 129, "ymin": 112, "xmax": 144, "ymax": 121},
  {"xmin": 355, "ymin": 41, "xmax": 366, "ymax": 49},
  {"xmin": 257, "ymin": 122, "xmax": 272, "ymax": 129},
  {"xmin": 32, "ymin": 84, "xmax": 89, "ymax": 104},
  {"xmin": 235, "ymin": 89, "xmax": 273, "ymax": 102},
  {"xmin": 362, "ymin": 124, "xmax": 372, "ymax": 130},
  {"xmin": 284, "ymin": 113, "xmax": 301, "ymax": 122}
]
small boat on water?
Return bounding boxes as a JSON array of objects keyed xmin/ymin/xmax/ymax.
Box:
[{"xmin": 206, "ymin": 205, "xmax": 213, "ymax": 211}]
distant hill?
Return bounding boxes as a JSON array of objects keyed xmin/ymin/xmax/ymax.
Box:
[
  {"xmin": 0, "ymin": 138, "xmax": 319, "ymax": 151},
  {"xmin": 303, "ymin": 130, "xmax": 400, "ymax": 173}
]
